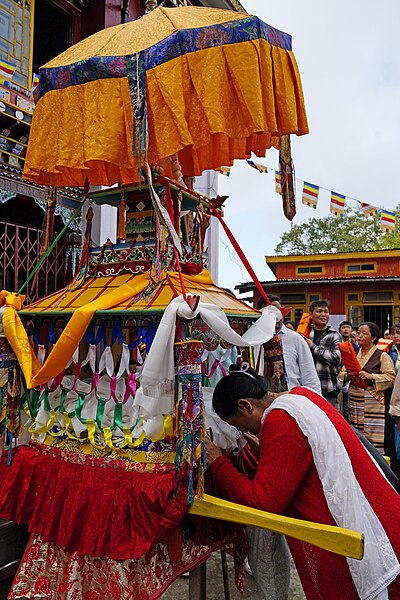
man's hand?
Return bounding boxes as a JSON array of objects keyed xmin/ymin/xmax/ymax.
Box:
[
  {"xmin": 205, "ymin": 437, "xmax": 223, "ymax": 467},
  {"xmin": 302, "ymin": 336, "xmax": 313, "ymax": 347},
  {"xmin": 243, "ymin": 432, "xmax": 260, "ymax": 460}
]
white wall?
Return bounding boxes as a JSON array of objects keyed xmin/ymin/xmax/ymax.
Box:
[
  {"xmin": 83, "ymin": 201, "xmax": 117, "ymax": 247},
  {"xmin": 194, "ymin": 170, "xmax": 219, "ymax": 284}
]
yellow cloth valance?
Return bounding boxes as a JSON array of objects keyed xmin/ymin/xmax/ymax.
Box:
[
  {"xmin": 0, "ymin": 272, "xmax": 151, "ymax": 388},
  {"xmin": 0, "ymin": 269, "xmax": 224, "ymax": 388}
]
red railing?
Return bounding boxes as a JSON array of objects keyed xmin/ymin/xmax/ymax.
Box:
[{"xmin": 0, "ymin": 219, "xmax": 68, "ymax": 303}]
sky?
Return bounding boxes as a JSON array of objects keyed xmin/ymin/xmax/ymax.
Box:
[{"xmin": 216, "ymin": 0, "xmax": 400, "ymax": 293}]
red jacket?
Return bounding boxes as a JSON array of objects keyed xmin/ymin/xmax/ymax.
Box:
[{"xmin": 209, "ymin": 386, "xmax": 400, "ymax": 599}]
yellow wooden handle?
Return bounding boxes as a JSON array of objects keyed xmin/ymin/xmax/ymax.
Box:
[{"xmin": 188, "ymin": 494, "xmax": 364, "ymax": 560}]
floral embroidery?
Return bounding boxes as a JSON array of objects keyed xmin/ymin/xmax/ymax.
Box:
[
  {"xmin": 9, "ymin": 534, "xmax": 242, "ymax": 600},
  {"xmin": 37, "ymin": 16, "xmax": 292, "ymax": 101}
]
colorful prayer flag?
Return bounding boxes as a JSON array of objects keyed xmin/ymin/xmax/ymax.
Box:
[
  {"xmin": 302, "ymin": 181, "xmax": 319, "ymax": 209},
  {"xmin": 0, "ymin": 58, "xmax": 16, "ymax": 81},
  {"xmin": 360, "ymin": 202, "xmax": 378, "ymax": 218},
  {"xmin": 31, "ymin": 72, "xmax": 39, "ymax": 91},
  {"xmin": 330, "ymin": 191, "xmax": 345, "ymax": 217},
  {"xmin": 219, "ymin": 166, "xmax": 231, "ymax": 177},
  {"xmin": 246, "ymin": 159, "xmax": 268, "ymax": 173},
  {"xmin": 275, "ymin": 171, "xmax": 281, "ymax": 195},
  {"xmin": 380, "ymin": 209, "xmax": 396, "ymax": 234}
]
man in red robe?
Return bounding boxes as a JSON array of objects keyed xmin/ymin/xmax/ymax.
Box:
[{"xmin": 206, "ymin": 369, "xmax": 400, "ymax": 600}]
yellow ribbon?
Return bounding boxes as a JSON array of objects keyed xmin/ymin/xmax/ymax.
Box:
[
  {"xmin": 0, "ymin": 272, "xmax": 150, "ymax": 388},
  {"xmin": 122, "ymin": 426, "xmax": 133, "ymax": 447},
  {"xmin": 103, "ymin": 426, "xmax": 122, "ymax": 450},
  {"xmin": 163, "ymin": 414, "xmax": 173, "ymax": 437},
  {"xmin": 64, "ymin": 413, "xmax": 88, "ymax": 441},
  {"xmin": 87, "ymin": 419, "xmax": 107, "ymax": 450},
  {"xmin": 28, "ymin": 408, "xmax": 56, "ymax": 435}
]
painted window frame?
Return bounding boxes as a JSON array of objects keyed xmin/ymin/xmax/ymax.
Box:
[
  {"xmin": 362, "ymin": 290, "xmax": 394, "ymax": 305},
  {"xmin": 282, "ymin": 293, "xmax": 321, "ymax": 321},
  {"xmin": 345, "ymin": 262, "xmax": 377, "ymax": 274},
  {"xmin": 347, "ymin": 292, "xmax": 359, "ymax": 303},
  {"xmin": 296, "ymin": 264, "xmax": 325, "ymax": 276}
]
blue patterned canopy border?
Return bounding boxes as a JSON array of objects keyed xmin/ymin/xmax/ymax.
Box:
[{"xmin": 37, "ymin": 15, "xmax": 292, "ymax": 99}]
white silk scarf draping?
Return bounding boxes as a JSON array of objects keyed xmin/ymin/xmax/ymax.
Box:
[
  {"xmin": 134, "ymin": 298, "xmax": 280, "ymax": 422},
  {"xmin": 202, "ymin": 386, "xmax": 246, "ymax": 452},
  {"xmin": 263, "ymin": 394, "xmax": 400, "ymax": 600}
]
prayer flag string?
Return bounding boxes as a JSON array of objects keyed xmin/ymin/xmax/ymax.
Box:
[{"xmin": 218, "ymin": 162, "xmax": 397, "ymax": 229}]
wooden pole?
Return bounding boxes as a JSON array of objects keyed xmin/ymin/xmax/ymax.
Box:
[
  {"xmin": 188, "ymin": 494, "xmax": 364, "ymax": 560},
  {"xmin": 188, "ymin": 562, "xmax": 206, "ymax": 600},
  {"xmin": 221, "ymin": 550, "xmax": 230, "ymax": 600}
]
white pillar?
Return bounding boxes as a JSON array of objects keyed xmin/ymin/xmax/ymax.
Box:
[
  {"xmin": 90, "ymin": 204, "xmax": 117, "ymax": 246},
  {"xmin": 194, "ymin": 170, "xmax": 219, "ymax": 284}
]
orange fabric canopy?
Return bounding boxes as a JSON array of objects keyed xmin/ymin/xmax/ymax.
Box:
[{"xmin": 23, "ymin": 7, "xmax": 308, "ymax": 188}]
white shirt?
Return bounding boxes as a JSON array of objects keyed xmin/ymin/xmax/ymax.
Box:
[{"xmin": 279, "ymin": 324, "xmax": 322, "ymax": 393}]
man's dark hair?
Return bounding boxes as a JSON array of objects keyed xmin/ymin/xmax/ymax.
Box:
[
  {"xmin": 213, "ymin": 365, "xmax": 271, "ymax": 419},
  {"xmin": 309, "ymin": 299, "xmax": 330, "ymax": 313},
  {"xmin": 267, "ymin": 294, "xmax": 281, "ymax": 304},
  {"xmin": 339, "ymin": 320, "xmax": 353, "ymax": 329},
  {"xmin": 257, "ymin": 294, "xmax": 281, "ymax": 310},
  {"xmin": 390, "ymin": 323, "xmax": 400, "ymax": 334}
]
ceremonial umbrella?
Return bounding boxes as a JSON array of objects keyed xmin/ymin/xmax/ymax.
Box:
[{"xmin": 23, "ymin": 6, "xmax": 308, "ymax": 188}]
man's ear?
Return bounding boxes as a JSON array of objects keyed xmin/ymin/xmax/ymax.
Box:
[{"xmin": 238, "ymin": 399, "xmax": 252, "ymax": 414}]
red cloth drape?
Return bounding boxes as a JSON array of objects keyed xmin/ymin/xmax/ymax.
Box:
[{"xmin": 0, "ymin": 443, "xmax": 189, "ymax": 560}]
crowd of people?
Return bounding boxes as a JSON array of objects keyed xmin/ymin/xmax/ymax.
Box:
[
  {"xmin": 205, "ymin": 297, "xmax": 400, "ymax": 600},
  {"xmin": 257, "ymin": 297, "xmax": 400, "ymax": 479}
]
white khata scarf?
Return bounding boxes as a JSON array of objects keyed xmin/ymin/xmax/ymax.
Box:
[
  {"xmin": 262, "ymin": 393, "xmax": 400, "ymax": 600},
  {"xmin": 134, "ymin": 297, "xmax": 280, "ymax": 420}
]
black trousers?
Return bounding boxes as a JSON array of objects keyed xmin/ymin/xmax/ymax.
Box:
[
  {"xmin": 384, "ymin": 396, "xmax": 400, "ymax": 479},
  {"xmin": 323, "ymin": 390, "xmax": 338, "ymax": 408},
  {"xmin": 353, "ymin": 427, "xmax": 400, "ymax": 492}
]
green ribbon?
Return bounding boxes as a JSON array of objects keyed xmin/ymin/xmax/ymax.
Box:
[
  {"xmin": 74, "ymin": 391, "xmax": 87, "ymax": 424},
  {"xmin": 113, "ymin": 402, "xmax": 123, "ymax": 431},
  {"xmin": 96, "ymin": 397, "xmax": 106, "ymax": 429},
  {"xmin": 58, "ymin": 387, "xmax": 69, "ymax": 414}
]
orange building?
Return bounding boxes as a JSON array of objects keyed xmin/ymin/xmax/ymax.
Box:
[{"xmin": 236, "ymin": 249, "xmax": 400, "ymax": 334}]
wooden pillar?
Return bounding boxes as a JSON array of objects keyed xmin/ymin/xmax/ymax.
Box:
[{"xmin": 189, "ymin": 561, "xmax": 206, "ymax": 600}]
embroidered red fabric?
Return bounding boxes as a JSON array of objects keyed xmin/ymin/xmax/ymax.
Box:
[
  {"xmin": 0, "ymin": 443, "xmax": 190, "ymax": 560},
  {"xmin": 9, "ymin": 533, "xmax": 238, "ymax": 600}
]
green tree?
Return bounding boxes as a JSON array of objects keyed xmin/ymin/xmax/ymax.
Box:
[{"xmin": 274, "ymin": 206, "xmax": 400, "ymax": 255}]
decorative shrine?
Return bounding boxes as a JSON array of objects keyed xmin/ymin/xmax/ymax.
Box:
[
  {"xmin": 0, "ymin": 172, "xmax": 286, "ymax": 596},
  {"xmin": 0, "ymin": 6, "xmax": 362, "ymax": 600}
]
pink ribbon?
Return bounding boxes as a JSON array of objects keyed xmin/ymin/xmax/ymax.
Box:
[
  {"xmin": 49, "ymin": 370, "xmax": 65, "ymax": 392},
  {"xmin": 90, "ymin": 371, "xmax": 100, "ymax": 396},
  {"xmin": 109, "ymin": 375, "xmax": 118, "ymax": 403},
  {"xmin": 123, "ymin": 373, "xmax": 136, "ymax": 404}
]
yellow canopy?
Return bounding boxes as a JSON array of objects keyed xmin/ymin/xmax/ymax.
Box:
[
  {"xmin": 21, "ymin": 270, "xmax": 256, "ymax": 316},
  {"xmin": 43, "ymin": 7, "xmax": 247, "ymax": 65},
  {"xmin": 1, "ymin": 270, "xmax": 257, "ymax": 388},
  {"xmin": 24, "ymin": 6, "xmax": 308, "ymax": 187}
]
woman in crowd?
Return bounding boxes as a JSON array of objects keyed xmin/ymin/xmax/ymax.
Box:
[
  {"xmin": 340, "ymin": 322, "xmax": 395, "ymax": 460},
  {"xmin": 206, "ymin": 365, "xmax": 400, "ymax": 600},
  {"xmin": 389, "ymin": 323, "xmax": 400, "ymax": 373}
]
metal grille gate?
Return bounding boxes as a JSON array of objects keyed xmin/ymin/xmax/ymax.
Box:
[{"xmin": 0, "ymin": 219, "xmax": 68, "ymax": 303}]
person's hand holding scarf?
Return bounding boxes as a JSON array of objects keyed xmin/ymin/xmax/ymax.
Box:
[
  {"xmin": 205, "ymin": 437, "xmax": 223, "ymax": 467},
  {"xmin": 243, "ymin": 432, "xmax": 260, "ymax": 460}
]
